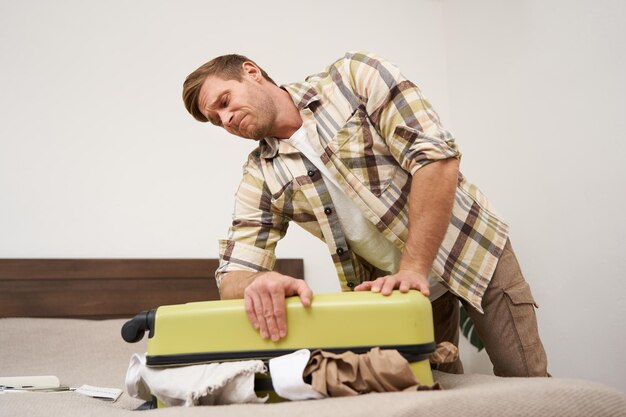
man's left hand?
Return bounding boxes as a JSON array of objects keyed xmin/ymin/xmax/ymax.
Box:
[{"xmin": 353, "ymin": 270, "xmax": 430, "ymax": 296}]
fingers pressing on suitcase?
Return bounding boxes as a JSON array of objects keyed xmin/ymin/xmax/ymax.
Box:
[
  {"xmin": 243, "ymin": 272, "xmax": 313, "ymax": 341},
  {"xmin": 353, "ymin": 271, "xmax": 430, "ymax": 297},
  {"xmin": 248, "ymin": 273, "xmax": 284, "ymax": 341},
  {"xmin": 246, "ymin": 289, "xmax": 270, "ymax": 339},
  {"xmin": 286, "ymin": 278, "xmax": 313, "ymax": 309},
  {"xmin": 260, "ymin": 289, "xmax": 281, "ymax": 341},
  {"xmin": 269, "ymin": 290, "xmax": 287, "ymax": 340},
  {"xmin": 244, "ymin": 295, "xmax": 260, "ymax": 331},
  {"xmin": 353, "ymin": 277, "xmax": 394, "ymax": 294},
  {"xmin": 353, "ymin": 280, "xmax": 374, "ymax": 291}
]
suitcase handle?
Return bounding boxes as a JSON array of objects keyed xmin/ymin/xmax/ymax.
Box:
[{"xmin": 121, "ymin": 309, "xmax": 156, "ymax": 343}]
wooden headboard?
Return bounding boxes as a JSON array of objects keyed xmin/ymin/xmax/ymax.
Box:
[{"xmin": 0, "ymin": 259, "xmax": 304, "ymax": 319}]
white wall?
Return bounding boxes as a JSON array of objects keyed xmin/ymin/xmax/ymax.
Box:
[
  {"xmin": 1, "ymin": 0, "xmax": 624, "ymax": 392},
  {"xmin": 442, "ymin": 0, "xmax": 626, "ymax": 391},
  {"xmin": 0, "ymin": 0, "xmax": 448, "ymax": 291}
]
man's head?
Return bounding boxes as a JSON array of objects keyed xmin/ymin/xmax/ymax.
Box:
[{"xmin": 182, "ymin": 54, "xmax": 279, "ymax": 140}]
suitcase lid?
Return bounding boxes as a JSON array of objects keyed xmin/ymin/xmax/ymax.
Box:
[{"xmin": 129, "ymin": 291, "xmax": 435, "ymax": 364}]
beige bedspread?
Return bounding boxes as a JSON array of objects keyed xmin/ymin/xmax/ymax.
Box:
[{"xmin": 1, "ymin": 318, "xmax": 624, "ymax": 417}]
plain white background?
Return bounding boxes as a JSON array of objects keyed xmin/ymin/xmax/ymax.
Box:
[{"xmin": 1, "ymin": 0, "xmax": 624, "ymax": 392}]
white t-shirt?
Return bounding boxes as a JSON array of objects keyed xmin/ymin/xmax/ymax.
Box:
[{"xmin": 285, "ymin": 127, "xmax": 447, "ymax": 301}]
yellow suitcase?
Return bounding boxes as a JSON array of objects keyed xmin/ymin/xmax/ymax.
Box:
[{"xmin": 122, "ymin": 290, "xmax": 435, "ymax": 404}]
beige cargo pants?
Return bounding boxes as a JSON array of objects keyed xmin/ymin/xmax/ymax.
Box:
[{"xmin": 432, "ymin": 239, "xmax": 549, "ymax": 377}]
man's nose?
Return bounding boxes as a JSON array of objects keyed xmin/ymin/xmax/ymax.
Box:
[{"xmin": 219, "ymin": 110, "xmax": 234, "ymax": 128}]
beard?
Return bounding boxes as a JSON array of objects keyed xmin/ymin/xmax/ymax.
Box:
[
  {"xmin": 240, "ymin": 85, "xmax": 278, "ymax": 141},
  {"xmin": 243, "ymin": 116, "xmax": 273, "ymax": 141}
]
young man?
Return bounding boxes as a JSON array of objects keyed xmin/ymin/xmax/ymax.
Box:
[{"xmin": 182, "ymin": 52, "xmax": 548, "ymax": 377}]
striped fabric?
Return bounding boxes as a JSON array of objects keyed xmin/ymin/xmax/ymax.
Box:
[{"xmin": 216, "ymin": 51, "xmax": 509, "ymax": 312}]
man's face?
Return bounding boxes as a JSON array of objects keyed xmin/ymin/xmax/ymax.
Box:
[{"xmin": 197, "ymin": 74, "xmax": 277, "ymax": 140}]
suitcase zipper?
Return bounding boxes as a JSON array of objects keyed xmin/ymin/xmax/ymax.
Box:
[{"xmin": 146, "ymin": 342, "xmax": 437, "ymax": 367}]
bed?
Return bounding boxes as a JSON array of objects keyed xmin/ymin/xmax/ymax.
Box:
[{"xmin": 1, "ymin": 259, "xmax": 625, "ymax": 417}]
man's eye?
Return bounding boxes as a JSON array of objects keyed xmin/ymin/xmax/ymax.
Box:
[{"xmin": 221, "ymin": 97, "xmax": 228, "ymax": 107}]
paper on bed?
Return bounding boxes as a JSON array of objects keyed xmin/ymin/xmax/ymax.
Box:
[{"xmin": 75, "ymin": 385, "xmax": 122, "ymax": 402}]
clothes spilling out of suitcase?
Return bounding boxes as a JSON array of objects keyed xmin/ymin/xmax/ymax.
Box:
[{"xmin": 121, "ymin": 291, "xmax": 457, "ymax": 408}]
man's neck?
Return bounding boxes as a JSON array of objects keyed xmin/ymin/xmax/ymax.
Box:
[{"xmin": 270, "ymin": 87, "xmax": 303, "ymax": 139}]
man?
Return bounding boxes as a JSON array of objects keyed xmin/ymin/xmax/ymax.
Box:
[{"xmin": 182, "ymin": 51, "xmax": 548, "ymax": 377}]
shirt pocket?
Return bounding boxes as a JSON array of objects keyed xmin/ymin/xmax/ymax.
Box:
[
  {"xmin": 270, "ymin": 175, "xmax": 319, "ymax": 225},
  {"xmin": 333, "ymin": 106, "xmax": 399, "ymax": 197}
]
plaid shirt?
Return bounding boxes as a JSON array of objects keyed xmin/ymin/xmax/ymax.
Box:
[{"xmin": 216, "ymin": 51, "xmax": 509, "ymax": 312}]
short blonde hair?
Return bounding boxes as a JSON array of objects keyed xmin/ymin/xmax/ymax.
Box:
[{"xmin": 182, "ymin": 54, "xmax": 275, "ymax": 122}]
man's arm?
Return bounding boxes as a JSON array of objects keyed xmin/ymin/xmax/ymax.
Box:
[
  {"xmin": 336, "ymin": 52, "xmax": 460, "ymax": 295},
  {"xmin": 355, "ymin": 157, "xmax": 459, "ymax": 295},
  {"xmin": 220, "ymin": 270, "xmax": 312, "ymax": 341},
  {"xmin": 215, "ymin": 153, "xmax": 310, "ymax": 341}
]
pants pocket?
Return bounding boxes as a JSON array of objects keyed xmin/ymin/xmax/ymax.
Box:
[
  {"xmin": 504, "ymin": 281, "xmax": 539, "ymax": 307},
  {"xmin": 504, "ymin": 282, "xmax": 540, "ymax": 347},
  {"xmin": 503, "ymin": 282, "xmax": 540, "ymax": 348},
  {"xmin": 502, "ymin": 282, "xmax": 549, "ymax": 376}
]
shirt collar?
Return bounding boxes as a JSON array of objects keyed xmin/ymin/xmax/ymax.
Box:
[
  {"xmin": 258, "ymin": 81, "xmax": 321, "ymax": 159},
  {"xmin": 258, "ymin": 136, "xmax": 299, "ymax": 159},
  {"xmin": 280, "ymin": 81, "xmax": 321, "ymax": 110}
]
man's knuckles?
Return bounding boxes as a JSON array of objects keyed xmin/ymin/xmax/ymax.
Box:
[{"xmin": 247, "ymin": 279, "xmax": 284, "ymax": 294}]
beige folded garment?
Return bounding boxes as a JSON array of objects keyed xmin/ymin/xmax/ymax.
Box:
[
  {"xmin": 430, "ymin": 341, "xmax": 459, "ymax": 364},
  {"xmin": 303, "ymin": 347, "xmax": 441, "ymax": 397}
]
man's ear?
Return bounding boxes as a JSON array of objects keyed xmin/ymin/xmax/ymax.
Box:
[{"xmin": 242, "ymin": 62, "xmax": 262, "ymax": 83}]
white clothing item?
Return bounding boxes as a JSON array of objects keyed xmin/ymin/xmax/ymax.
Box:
[
  {"xmin": 125, "ymin": 353, "xmax": 267, "ymax": 407},
  {"xmin": 268, "ymin": 349, "xmax": 324, "ymax": 400},
  {"xmin": 286, "ymin": 127, "xmax": 447, "ymax": 301},
  {"xmin": 286, "ymin": 128, "xmax": 400, "ymax": 274}
]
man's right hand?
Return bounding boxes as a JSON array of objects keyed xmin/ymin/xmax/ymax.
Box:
[{"xmin": 238, "ymin": 272, "xmax": 312, "ymax": 341}]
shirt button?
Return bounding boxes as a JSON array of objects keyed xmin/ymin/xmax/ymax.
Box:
[
  {"xmin": 336, "ymin": 247, "xmax": 344, "ymax": 256},
  {"xmin": 307, "ymin": 170, "xmax": 316, "ymax": 177},
  {"xmin": 324, "ymin": 207, "xmax": 332, "ymax": 215},
  {"xmin": 347, "ymin": 282, "xmax": 355, "ymax": 289}
]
